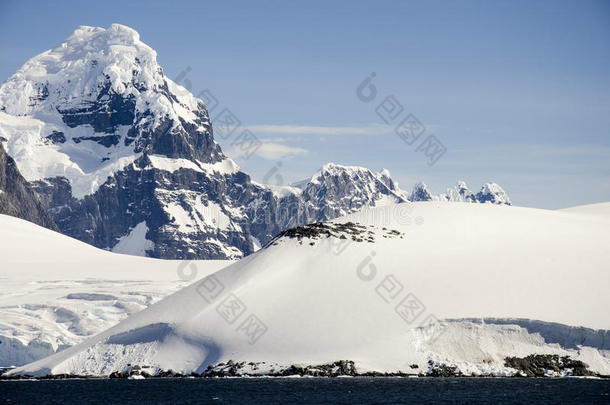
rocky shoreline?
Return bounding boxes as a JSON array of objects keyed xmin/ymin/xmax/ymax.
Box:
[{"xmin": 2, "ymin": 357, "xmax": 607, "ymax": 380}]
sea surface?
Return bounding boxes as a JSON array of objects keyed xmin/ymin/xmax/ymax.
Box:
[{"xmin": 1, "ymin": 377, "xmax": 609, "ymax": 404}]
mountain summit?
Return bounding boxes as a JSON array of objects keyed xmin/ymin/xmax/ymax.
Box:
[{"xmin": 0, "ymin": 23, "xmax": 223, "ymax": 196}]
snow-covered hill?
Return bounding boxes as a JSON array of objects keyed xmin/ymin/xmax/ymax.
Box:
[
  {"xmin": 0, "ymin": 214, "xmax": 228, "ymax": 366},
  {"xmin": 560, "ymin": 202, "xmax": 610, "ymax": 218},
  {"xmin": 9, "ymin": 202, "xmax": 610, "ymax": 377}
]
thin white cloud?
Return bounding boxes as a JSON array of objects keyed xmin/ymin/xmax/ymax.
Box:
[
  {"xmin": 246, "ymin": 123, "xmax": 445, "ymax": 136},
  {"xmin": 246, "ymin": 124, "xmax": 389, "ymax": 136},
  {"xmin": 253, "ymin": 142, "xmax": 308, "ymax": 160}
]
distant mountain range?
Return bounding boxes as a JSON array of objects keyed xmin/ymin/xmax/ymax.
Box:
[
  {"xmin": 0, "ymin": 24, "xmax": 510, "ymax": 260},
  {"xmin": 408, "ymin": 180, "xmax": 511, "ymax": 205}
]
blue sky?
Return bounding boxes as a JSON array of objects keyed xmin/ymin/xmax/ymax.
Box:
[{"xmin": 1, "ymin": 0, "xmax": 609, "ymax": 208}]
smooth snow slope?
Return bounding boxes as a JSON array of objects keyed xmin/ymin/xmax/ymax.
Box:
[
  {"xmin": 9, "ymin": 202, "xmax": 610, "ymax": 376},
  {"xmin": 560, "ymin": 202, "xmax": 610, "ymax": 218},
  {"xmin": 0, "ymin": 214, "xmax": 229, "ymax": 366}
]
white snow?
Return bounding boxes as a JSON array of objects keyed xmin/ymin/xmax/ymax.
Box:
[
  {"xmin": 312, "ymin": 162, "xmax": 372, "ymax": 182},
  {"xmin": 111, "ymin": 222, "xmax": 155, "ymax": 257},
  {"xmin": 372, "ymin": 194, "xmax": 402, "ymax": 207},
  {"xmin": 147, "ymin": 155, "xmax": 204, "ymax": 173},
  {"xmin": 250, "ymin": 235, "xmax": 262, "ymax": 251},
  {"xmin": 197, "ymin": 158, "xmax": 240, "ymax": 175},
  {"xmin": 0, "ymin": 214, "xmax": 230, "ymax": 366},
  {"xmin": 147, "ymin": 154, "xmax": 240, "ymax": 176},
  {"xmin": 159, "ymin": 190, "xmax": 240, "ymax": 234},
  {"xmin": 195, "ymin": 201, "xmax": 233, "ymax": 230},
  {"xmin": 253, "ymin": 182, "xmax": 302, "ymax": 198},
  {"xmin": 8, "ymin": 202, "xmax": 610, "ymax": 376},
  {"xmin": 559, "ymin": 202, "xmax": 610, "ymax": 218},
  {"xmin": 163, "ymin": 200, "xmax": 195, "ymax": 233}
]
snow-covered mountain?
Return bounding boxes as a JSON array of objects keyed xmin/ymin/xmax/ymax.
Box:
[
  {"xmin": 409, "ymin": 180, "xmax": 511, "ymax": 205},
  {"xmin": 408, "ymin": 181, "xmax": 435, "ymax": 202},
  {"xmin": 7, "ymin": 202, "xmax": 610, "ymax": 377},
  {"xmin": 248, "ymin": 163, "xmax": 409, "ymax": 244},
  {"xmin": 0, "ymin": 24, "xmax": 261, "ymax": 259},
  {"xmin": 0, "ymin": 143, "xmax": 57, "ymax": 230},
  {"xmin": 0, "ymin": 24, "xmax": 511, "ymax": 260},
  {"xmin": 473, "ymin": 182, "xmax": 511, "ymax": 205},
  {"xmin": 0, "ymin": 213, "xmax": 228, "ymax": 367},
  {"xmin": 442, "ymin": 181, "xmax": 477, "ymax": 203}
]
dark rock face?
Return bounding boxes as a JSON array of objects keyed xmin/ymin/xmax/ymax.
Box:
[
  {"xmin": 0, "ymin": 143, "xmax": 58, "ymax": 231},
  {"xmin": 147, "ymin": 115, "xmax": 220, "ymax": 163},
  {"xmin": 45, "ymin": 131, "xmax": 66, "ymax": 144},
  {"xmin": 504, "ymin": 354, "xmax": 594, "ymax": 377},
  {"xmin": 426, "ymin": 361, "xmax": 462, "ymax": 377},
  {"xmin": 34, "ymin": 154, "xmax": 256, "ymax": 260},
  {"xmin": 266, "ymin": 221, "xmax": 404, "ymax": 248},
  {"xmin": 247, "ymin": 187, "xmax": 308, "ymax": 244},
  {"xmin": 57, "ymin": 85, "xmax": 136, "ymax": 134},
  {"xmin": 73, "ymin": 135, "xmax": 120, "ymax": 147}
]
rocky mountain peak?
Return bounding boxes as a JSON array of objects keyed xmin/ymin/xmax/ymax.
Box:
[
  {"xmin": 409, "ymin": 181, "xmax": 434, "ymax": 201},
  {"xmin": 0, "ymin": 24, "xmax": 159, "ymax": 117},
  {"xmin": 444, "ymin": 181, "xmax": 477, "ymax": 203},
  {"xmin": 312, "ymin": 163, "xmax": 372, "ymax": 181},
  {"xmin": 304, "ymin": 163, "xmax": 408, "ymax": 207},
  {"xmin": 377, "ymin": 168, "xmax": 400, "ymax": 193},
  {"xmin": 476, "ymin": 182, "xmax": 511, "ymax": 205}
]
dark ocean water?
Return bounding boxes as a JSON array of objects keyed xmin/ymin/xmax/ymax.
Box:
[{"xmin": 1, "ymin": 377, "xmax": 609, "ymax": 404}]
